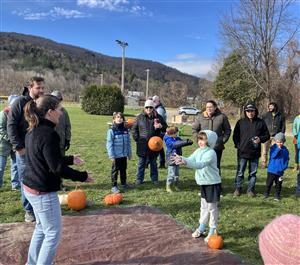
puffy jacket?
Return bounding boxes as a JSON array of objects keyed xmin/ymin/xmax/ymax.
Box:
[
  {"xmin": 106, "ymin": 123, "xmax": 131, "ymax": 159},
  {"xmin": 7, "ymin": 95, "xmax": 32, "ymax": 150},
  {"xmin": 155, "ymin": 104, "xmax": 167, "ymax": 122},
  {"xmin": 163, "ymin": 135, "xmax": 193, "ymax": 165},
  {"xmin": 182, "ymin": 130, "xmax": 221, "ymax": 185},
  {"xmin": 192, "ymin": 108, "xmax": 231, "ymax": 150},
  {"xmin": 233, "ymin": 109, "xmax": 270, "ymax": 159},
  {"xmin": 0, "ymin": 108, "xmax": 12, "ymax": 156},
  {"xmin": 262, "ymin": 111, "xmax": 285, "ymax": 137},
  {"xmin": 23, "ymin": 119, "xmax": 88, "ymax": 192},
  {"xmin": 267, "ymin": 144, "xmax": 289, "ymax": 176},
  {"xmin": 132, "ymin": 111, "xmax": 167, "ymax": 157}
]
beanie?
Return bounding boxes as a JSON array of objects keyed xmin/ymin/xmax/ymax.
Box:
[
  {"xmin": 259, "ymin": 214, "xmax": 300, "ymax": 265},
  {"xmin": 274, "ymin": 132, "xmax": 286, "ymax": 142}
]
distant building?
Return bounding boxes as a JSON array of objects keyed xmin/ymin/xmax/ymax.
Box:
[{"xmin": 127, "ymin": 91, "xmax": 145, "ymax": 107}]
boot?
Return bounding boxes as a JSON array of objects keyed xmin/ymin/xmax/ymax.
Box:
[
  {"xmin": 173, "ymin": 180, "xmax": 181, "ymax": 191},
  {"xmin": 166, "ymin": 183, "xmax": 173, "ymax": 193}
]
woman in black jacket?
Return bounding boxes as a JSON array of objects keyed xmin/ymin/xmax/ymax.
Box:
[{"xmin": 23, "ymin": 95, "xmax": 93, "ymax": 265}]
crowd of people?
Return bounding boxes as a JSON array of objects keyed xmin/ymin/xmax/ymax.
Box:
[{"xmin": 0, "ymin": 76, "xmax": 300, "ymax": 264}]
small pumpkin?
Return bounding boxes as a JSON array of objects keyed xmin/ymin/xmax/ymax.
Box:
[
  {"xmin": 126, "ymin": 118, "xmax": 136, "ymax": 128},
  {"xmin": 208, "ymin": 232, "xmax": 224, "ymax": 249},
  {"xmin": 104, "ymin": 193, "xmax": 123, "ymax": 205},
  {"xmin": 58, "ymin": 194, "xmax": 68, "ymax": 205},
  {"xmin": 67, "ymin": 189, "xmax": 87, "ymax": 211},
  {"xmin": 148, "ymin": 136, "xmax": 163, "ymax": 152}
]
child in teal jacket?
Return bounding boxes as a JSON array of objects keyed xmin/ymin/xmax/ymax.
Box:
[{"xmin": 172, "ymin": 130, "xmax": 221, "ymax": 242}]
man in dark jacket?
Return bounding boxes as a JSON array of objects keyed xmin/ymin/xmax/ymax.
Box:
[
  {"xmin": 261, "ymin": 102, "xmax": 286, "ymax": 168},
  {"xmin": 132, "ymin": 99, "xmax": 167, "ymax": 185},
  {"xmin": 192, "ymin": 100, "xmax": 231, "ymax": 175},
  {"xmin": 7, "ymin": 76, "xmax": 45, "ymax": 222},
  {"xmin": 233, "ymin": 102, "xmax": 270, "ymax": 197}
]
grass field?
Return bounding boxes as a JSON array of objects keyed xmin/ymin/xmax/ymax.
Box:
[{"xmin": 1, "ymin": 103, "xmax": 299, "ymax": 265}]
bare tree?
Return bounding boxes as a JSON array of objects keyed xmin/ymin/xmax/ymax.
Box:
[{"xmin": 220, "ymin": 0, "xmax": 300, "ymax": 102}]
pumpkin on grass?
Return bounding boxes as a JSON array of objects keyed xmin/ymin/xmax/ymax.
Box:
[
  {"xmin": 104, "ymin": 193, "xmax": 123, "ymax": 205},
  {"xmin": 67, "ymin": 189, "xmax": 87, "ymax": 211},
  {"xmin": 148, "ymin": 136, "xmax": 163, "ymax": 152},
  {"xmin": 208, "ymin": 232, "xmax": 224, "ymax": 249}
]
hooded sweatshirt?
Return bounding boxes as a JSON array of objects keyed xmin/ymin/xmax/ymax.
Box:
[{"xmin": 181, "ymin": 130, "xmax": 221, "ymax": 186}]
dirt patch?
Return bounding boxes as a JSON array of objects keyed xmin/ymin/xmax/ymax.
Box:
[{"xmin": 0, "ymin": 206, "xmax": 246, "ymax": 265}]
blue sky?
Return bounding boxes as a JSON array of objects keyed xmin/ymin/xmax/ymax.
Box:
[{"xmin": 1, "ymin": 0, "xmax": 299, "ymax": 77}]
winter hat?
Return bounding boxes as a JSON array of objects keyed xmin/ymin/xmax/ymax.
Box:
[
  {"xmin": 8, "ymin": 95, "xmax": 19, "ymax": 106},
  {"xmin": 51, "ymin": 90, "xmax": 63, "ymax": 101},
  {"xmin": 259, "ymin": 214, "xmax": 300, "ymax": 265},
  {"xmin": 144, "ymin": 99, "xmax": 155, "ymax": 108},
  {"xmin": 244, "ymin": 103, "xmax": 256, "ymax": 111},
  {"xmin": 274, "ymin": 132, "xmax": 286, "ymax": 142}
]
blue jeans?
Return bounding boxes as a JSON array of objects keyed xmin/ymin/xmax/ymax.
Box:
[
  {"xmin": 296, "ymin": 170, "xmax": 300, "ymax": 195},
  {"xmin": 24, "ymin": 190, "xmax": 62, "ymax": 265},
  {"xmin": 16, "ymin": 153, "xmax": 33, "ymax": 212},
  {"xmin": 136, "ymin": 156, "xmax": 158, "ymax": 182},
  {"xmin": 0, "ymin": 153, "xmax": 20, "ymax": 188},
  {"xmin": 167, "ymin": 165, "xmax": 179, "ymax": 184},
  {"xmin": 235, "ymin": 157, "xmax": 259, "ymax": 192}
]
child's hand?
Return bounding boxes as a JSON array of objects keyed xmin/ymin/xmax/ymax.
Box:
[
  {"xmin": 171, "ymin": 154, "xmax": 186, "ymax": 165},
  {"xmin": 279, "ymin": 177, "xmax": 283, "ymax": 181},
  {"xmin": 74, "ymin": 155, "xmax": 84, "ymax": 166}
]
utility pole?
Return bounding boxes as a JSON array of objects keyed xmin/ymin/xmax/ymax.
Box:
[
  {"xmin": 100, "ymin": 73, "xmax": 103, "ymax": 86},
  {"xmin": 145, "ymin": 69, "xmax": 150, "ymax": 99},
  {"xmin": 115, "ymin": 40, "xmax": 128, "ymax": 94}
]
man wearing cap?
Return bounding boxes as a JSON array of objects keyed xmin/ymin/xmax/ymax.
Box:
[
  {"xmin": 261, "ymin": 102, "xmax": 286, "ymax": 169},
  {"xmin": 233, "ymin": 102, "xmax": 270, "ymax": 197},
  {"xmin": 132, "ymin": 99, "xmax": 167, "ymax": 185},
  {"xmin": 7, "ymin": 76, "xmax": 45, "ymax": 222},
  {"xmin": 51, "ymin": 91, "xmax": 71, "ymax": 156},
  {"xmin": 152, "ymin": 95, "xmax": 167, "ymax": 168}
]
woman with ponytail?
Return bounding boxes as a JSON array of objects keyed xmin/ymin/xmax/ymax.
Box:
[{"xmin": 23, "ymin": 95, "xmax": 93, "ymax": 265}]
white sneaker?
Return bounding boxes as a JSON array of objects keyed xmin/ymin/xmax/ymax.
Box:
[
  {"xmin": 204, "ymin": 234, "xmax": 212, "ymax": 243},
  {"xmin": 192, "ymin": 229, "xmax": 205, "ymax": 238},
  {"xmin": 111, "ymin": 186, "xmax": 120, "ymax": 193}
]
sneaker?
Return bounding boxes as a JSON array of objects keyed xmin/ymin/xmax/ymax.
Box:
[
  {"xmin": 166, "ymin": 183, "xmax": 173, "ymax": 193},
  {"xmin": 247, "ymin": 191, "xmax": 256, "ymax": 197},
  {"xmin": 204, "ymin": 234, "xmax": 212, "ymax": 243},
  {"xmin": 233, "ymin": 188, "xmax": 241, "ymax": 196},
  {"xmin": 135, "ymin": 180, "xmax": 144, "ymax": 185},
  {"xmin": 192, "ymin": 229, "xmax": 205, "ymax": 238},
  {"xmin": 152, "ymin": 181, "xmax": 159, "ymax": 186},
  {"xmin": 121, "ymin": 183, "xmax": 134, "ymax": 189},
  {"xmin": 11, "ymin": 187, "xmax": 20, "ymax": 191},
  {"xmin": 25, "ymin": 211, "xmax": 35, "ymax": 223},
  {"xmin": 111, "ymin": 186, "xmax": 120, "ymax": 193},
  {"xmin": 274, "ymin": 197, "xmax": 280, "ymax": 201}
]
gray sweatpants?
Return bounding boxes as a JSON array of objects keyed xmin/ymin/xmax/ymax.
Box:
[{"xmin": 199, "ymin": 198, "xmax": 218, "ymax": 228}]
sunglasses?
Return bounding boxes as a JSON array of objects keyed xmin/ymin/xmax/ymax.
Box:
[
  {"xmin": 246, "ymin": 110, "xmax": 255, "ymax": 112},
  {"xmin": 145, "ymin": 106, "xmax": 153, "ymax": 109}
]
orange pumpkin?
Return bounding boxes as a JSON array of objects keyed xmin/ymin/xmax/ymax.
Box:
[
  {"xmin": 67, "ymin": 189, "xmax": 87, "ymax": 211},
  {"xmin": 126, "ymin": 118, "xmax": 136, "ymax": 128},
  {"xmin": 208, "ymin": 232, "xmax": 224, "ymax": 249},
  {"xmin": 148, "ymin": 136, "xmax": 163, "ymax": 152},
  {"xmin": 104, "ymin": 193, "xmax": 123, "ymax": 205}
]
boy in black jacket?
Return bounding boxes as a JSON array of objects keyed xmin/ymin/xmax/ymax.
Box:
[{"xmin": 233, "ymin": 103, "xmax": 270, "ymax": 197}]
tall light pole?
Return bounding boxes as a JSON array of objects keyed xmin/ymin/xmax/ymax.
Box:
[
  {"xmin": 145, "ymin": 69, "xmax": 150, "ymax": 99},
  {"xmin": 116, "ymin": 40, "xmax": 128, "ymax": 94}
]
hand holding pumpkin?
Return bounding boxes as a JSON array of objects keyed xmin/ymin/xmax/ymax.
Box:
[{"xmin": 74, "ymin": 155, "xmax": 84, "ymax": 166}]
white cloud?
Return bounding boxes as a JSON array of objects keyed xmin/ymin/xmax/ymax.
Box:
[
  {"xmin": 77, "ymin": 0, "xmax": 152, "ymax": 15},
  {"xmin": 176, "ymin": 53, "xmax": 197, "ymax": 60},
  {"xmin": 165, "ymin": 56, "xmax": 213, "ymax": 77},
  {"xmin": 13, "ymin": 7, "xmax": 90, "ymax": 20}
]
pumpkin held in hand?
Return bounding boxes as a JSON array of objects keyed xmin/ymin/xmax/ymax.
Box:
[
  {"xmin": 208, "ymin": 233, "xmax": 224, "ymax": 249},
  {"xmin": 148, "ymin": 136, "xmax": 163, "ymax": 152},
  {"xmin": 67, "ymin": 189, "xmax": 87, "ymax": 211},
  {"xmin": 126, "ymin": 118, "xmax": 136, "ymax": 128},
  {"xmin": 104, "ymin": 193, "xmax": 123, "ymax": 205}
]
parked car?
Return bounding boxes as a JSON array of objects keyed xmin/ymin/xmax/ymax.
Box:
[{"xmin": 178, "ymin": 106, "xmax": 200, "ymax": 115}]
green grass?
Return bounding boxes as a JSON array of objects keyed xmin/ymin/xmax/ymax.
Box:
[{"xmin": 1, "ymin": 103, "xmax": 299, "ymax": 265}]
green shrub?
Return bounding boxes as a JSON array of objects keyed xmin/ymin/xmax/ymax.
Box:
[{"xmin": 81, "ymin": 84, "xmax": 124, "ymax": 115}]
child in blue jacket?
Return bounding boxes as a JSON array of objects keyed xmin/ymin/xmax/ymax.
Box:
[
  {"xmin": 163, "ymin": 126, "xmax": 193, "ymax": 193},
  {"xmin": 106, "ymin": 112, "xmax": 132, "ymax": 193},
  {"xmin": 264, "ymin": 132, "xmax": 289, "ymax": 201}
]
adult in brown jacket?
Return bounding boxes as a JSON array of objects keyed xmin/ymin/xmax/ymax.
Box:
[{"xmin": 192, "ymin": 100, "xmax": 231, "ymax": 174}]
